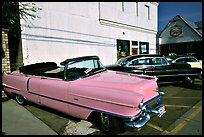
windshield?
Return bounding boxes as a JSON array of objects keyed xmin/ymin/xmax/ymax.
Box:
[
  {"xmin": 65, "ymin": 59, "xmax": 105, "ymax": 81},
  {"xmin": 115, "ymin": 57, "xmax": 129, "ymax": 65}
]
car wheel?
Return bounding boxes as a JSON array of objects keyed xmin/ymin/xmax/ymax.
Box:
[
  {"xmin": 183, "ymin": 76, "xmax": 194, "ymax": 87},
  {"xmin": 15, "ymin": 94, "xmax": 26, "ymax": 105},
  {"xmin": 99, "ymin": 112, "xmax": 124, "ymax": 134},
  {"xmin": 3, "ymin": 91, "xmax": 13, "ymax": 99}
]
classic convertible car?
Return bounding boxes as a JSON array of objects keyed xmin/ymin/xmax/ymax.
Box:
[
  {"xmin": 105, "ymin": 54, "xmax": 202, "ymax": 86},
  {"xmin": 2, "ymin": 56, "xmax": 166, "ymax": 134}
]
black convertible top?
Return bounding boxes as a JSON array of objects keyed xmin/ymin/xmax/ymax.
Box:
[
  {"xmin": 19, "ymin": 62, "xmax": 57, "ymax": 74},
  {"xmin": 60, "ymin": 56, "xmax": 99, "ymax": 65}
]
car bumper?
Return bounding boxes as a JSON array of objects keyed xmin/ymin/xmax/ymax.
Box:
[
  {"xmin": 198, "ymin": 70, "xmax": 202, "ymax": 80},
  {"xmin": 198, "ymin": 73, "xmax": 202, "ymax": 80},
  {"xmin": 124, "ymin": 91, "xmax": 166, "ymax": 131}
]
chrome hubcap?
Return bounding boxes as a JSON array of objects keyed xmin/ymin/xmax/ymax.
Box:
[
  {"xmin": 16, "ymin": 95, "xmax": 24, "ymax": 104},
  {"xmin": 186, "ymin": 77, "xmax": 193, "ymax": 85},
  {"xmin": 100, "ymin": 113, "xmax": 110, "ymax": 131}
]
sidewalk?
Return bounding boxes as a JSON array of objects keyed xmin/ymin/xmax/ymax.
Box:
[
  {"xmin": 2, "ymin": 91, "xmax": 58, "ymax": 135},
  {"xmin": 2, "ymin": 99, "xmax": 58, "ymax": 135},
  {"xmin": 161, "ymin": 100, "xmax": 202, "ymax": 135},
  {"xmin": 2, "ymin": 91, "xmax": 99, "ymax": 135}
]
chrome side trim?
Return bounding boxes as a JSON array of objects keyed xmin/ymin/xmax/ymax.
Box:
[
  {"xmin": 2, "ymin": 83, "xmax": 20, "ymax": 91},
  {"xmin": 158, "ymin": 81, "xmax": 182, "ymax": 84},
  {"xmin": 156, "ymin": 73, "xmax": 200, "ymax": 77}
]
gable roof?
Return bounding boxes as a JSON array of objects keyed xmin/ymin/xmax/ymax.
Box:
[{"xmin": 158, "ymin": 15, "xmax": 202, "ymax": 38}]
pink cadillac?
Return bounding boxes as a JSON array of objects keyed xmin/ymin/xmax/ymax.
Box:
[{"xmin": 2, "ymin": 56, "xmax": 166, "ymax": 134}]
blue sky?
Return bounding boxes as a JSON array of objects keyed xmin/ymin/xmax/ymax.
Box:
[{"xmin": 158, "ymin": 2, "xmax": 202, "ymax": 31}]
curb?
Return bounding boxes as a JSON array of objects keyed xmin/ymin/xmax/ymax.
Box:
[
  {"xmin": 2, "ymin": 91, "xmax": 10, "ymax": 102},
  {"xmin": 161, "ymin": 100, "xmax": 202, "ymax": 135}
]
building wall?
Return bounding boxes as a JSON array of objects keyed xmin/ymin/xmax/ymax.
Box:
[
  {"xmin": 2, "ymin": 28, "xmax": 11, "ymax": 73},
  {"xmin": 20, "ymin": 2, "xmax": 158, "ymax": 66},
  {"xmin": 160, "ymin": 17, "xmax": 202, "ymax": 45}
]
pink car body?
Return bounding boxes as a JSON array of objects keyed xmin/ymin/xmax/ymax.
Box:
[{"xmin": 2, "ymin": 56, "xmax": 166, "ymax": 134}]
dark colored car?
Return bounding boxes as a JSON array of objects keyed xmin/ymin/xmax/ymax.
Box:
[
  {"xmin": 105, "ymin": 54, "xmax": 202, "ymax": 86},
  {"xmin": 166, "ymin": 55, "xmax": 202, "ymax": 80}
]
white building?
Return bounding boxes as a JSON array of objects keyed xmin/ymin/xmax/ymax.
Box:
[{"xmin": 20, "ymin": 2, "xmax": 159, "ymax": 65}]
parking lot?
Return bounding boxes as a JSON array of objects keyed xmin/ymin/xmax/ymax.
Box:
[{"xmin": 2, "ymin": 79, "xmax": 202, "ymax": 135}]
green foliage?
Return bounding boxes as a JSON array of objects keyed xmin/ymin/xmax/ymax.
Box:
[
  {"xmin": 19, "ymin": 2, "xmax": 42, "ymax": 24},
  {"xmin": 2, "ymin": 2, "xmax": 42, "ymax": 30},
  {"xmin": 2, "ymin": 2, "xmax": 20, "ymax": 29},
  {"xmin": 2, "ymin": 2, "xmax": 42, "ymax": 71}
]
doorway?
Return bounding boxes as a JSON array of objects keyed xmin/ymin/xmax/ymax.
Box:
[{"xmin": 116, "ymin": 39, "xmax": 130, "ymax": 60}]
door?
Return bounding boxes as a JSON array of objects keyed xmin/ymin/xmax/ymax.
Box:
[
  {"xmin": 117, "ymin": 39, "xmax": 130, "ymax": 60},
  {"xmin": 132, "ymin": 48, "xmax": 138, "ymax": 55},
  {"xmin": 39, "ymin": 77, "xmax": 70, "ymax": 114},
  {"xmin": 27, "ymin": 75, "xmax": 42, "ymax": 104}
]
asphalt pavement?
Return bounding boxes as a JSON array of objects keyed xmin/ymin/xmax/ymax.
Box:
[
  {"xmin": 161, "ymin": 100, "xmax": 202, "ymax": 135},
  {"xmin": 2, "ymin": 91, "xmax": 202, "ymax": 135}
]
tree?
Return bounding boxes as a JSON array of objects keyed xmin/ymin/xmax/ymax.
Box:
[{"xmin": 2, "ymin": 2, "xmax": 41, "ymax": 71}]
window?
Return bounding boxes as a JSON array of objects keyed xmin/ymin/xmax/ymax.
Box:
[
  {"xmin": 145, "ymin": 5, "xmax": 150, "ymax": 20},
  {"xmin": 131, "ymin": 41, "xmax": 138, "ymax": 55},
  {"xmin": 132, "ymin": 41, "xmax": 138, "ymax": 46},
  {"xmin": 116, "ymin": 58, "xmax": 128, "ymax": 65},
  {"xmin": 121, "ymin": 2, "xmax": 125, "ymax": 12},
  {"xmin": 128, "ymin": 58, "xmax": 151, "ymax": 66},
  {"xmin": 189, "ymin": 57, "xmax": 198, "ymax": 62},
  {"xmin": 176, "ymin": 57, "xmax": 198, "ymax": 63},
  {"xmin": 117, "ymin": 39, "xmax": 130, "ymax": 60},
  {"xmin": 68, "ymin": 59, "xmax": 103, "ymax": 69},
  {"xmin": 152, "ymin": 58, "xmax": 168, "ymax": 65},
  {"xmin": 137, "ymin": 58, "xmax": 150, "ymax": 65},
  {"xmin": 139, "ymin": 42, "xmax": 149, "ymax": 54},
  {"xmin": 135, "ymin": 2, "xmax": 139, "ymax": 16}
]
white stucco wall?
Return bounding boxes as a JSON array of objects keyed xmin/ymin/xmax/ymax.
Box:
[{"xmin": 20, "ymin": 2, "xmax": 158, "ymax": 66}]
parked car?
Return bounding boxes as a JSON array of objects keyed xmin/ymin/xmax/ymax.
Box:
[
  {"xmin": 166, "ymin": 55, "xmax": 202, "ymax": 79},
  {"xmin": 2, "ymin": 56, "xmax": 166, "ymax": 134},
  {"xmin": 105, "ymin": 54, "xmax": 202, "ymax": 86}
]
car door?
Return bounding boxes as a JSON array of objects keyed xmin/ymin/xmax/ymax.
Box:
[
  {"xmin": 148, "ymin": 57, "xmax": 183, "ymax": 83},
  {"xmin": 126, "ymin": 57, "xmax": 153, "ymax": 74},
  {"xmin": 146, "ymin": 57, "xmax": 169, "ymax": 76},
  {"xmin": 173, "ymin": 56, "xmax": 202, "ymax": 70},
  {"xmin": 26, "ymin": 75, "xmax": 42, "ymax": 104},
  {"xmin": 186, "ymin": 57, "xmax": 202, "ymax": 69},
  {"xmin": 39, "ymin": 76, "xmax": 70, "ymax": 114}
]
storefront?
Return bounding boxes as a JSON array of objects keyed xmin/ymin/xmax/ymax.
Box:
[{"xmin": 116, "ymin": 39, "xmax": 150, "ymax": 60}]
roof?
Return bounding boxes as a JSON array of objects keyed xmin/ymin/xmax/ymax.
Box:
[
  {"xmin": 60, "ymin": 56, "xmax": 99, "ymax": 65},
  {"xmin": 180, "ymin": 16, "xmax": 202, "ymax": 37},
  {"xmin": 194, "ymin": 21, "xmax": 202, "ymax": 29},
  {"xmin": 125, "ymin": 54, "xmax": 164, "ymax": 61},
  {"xmin": 158, "ymin": 15, "xmax": 202, "ymax": 38},
  {"xmin": 165, "ymin": 55, "xmax": 195, "ymax": 60}
]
